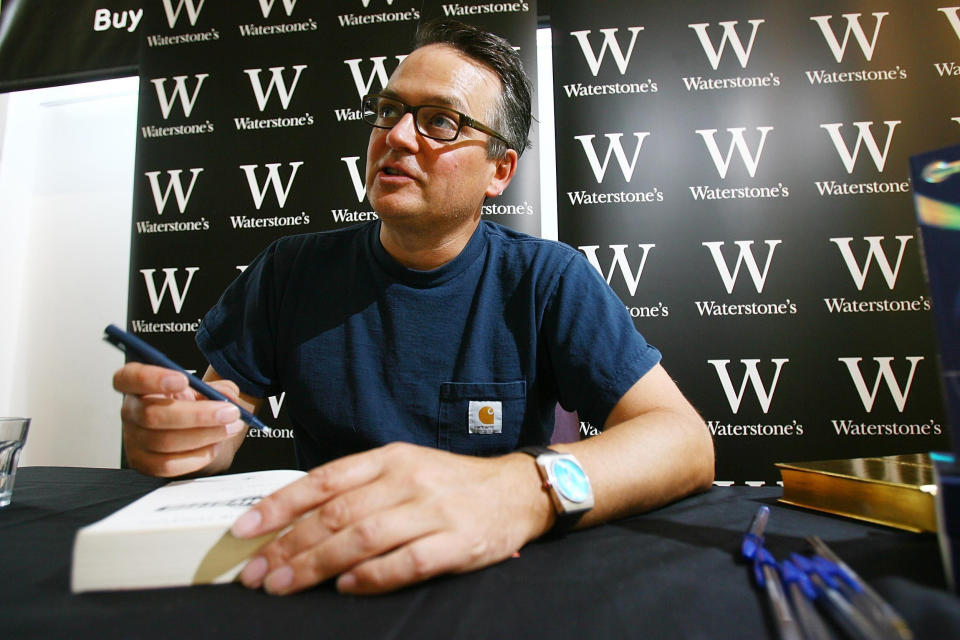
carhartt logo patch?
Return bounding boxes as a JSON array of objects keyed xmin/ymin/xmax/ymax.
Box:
[{"xmin": 468, "ymin": 401, "xmax": 502, "ymax": 434}]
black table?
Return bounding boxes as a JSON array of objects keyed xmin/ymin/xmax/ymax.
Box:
[{"xmin": 2, "ymin": 467, "xmax": 959, "ymax": 639}]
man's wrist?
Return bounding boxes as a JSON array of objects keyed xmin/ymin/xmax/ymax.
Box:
[{"xmin": 502, "ymin": 451, "xmax": 557, "ymax": 542}]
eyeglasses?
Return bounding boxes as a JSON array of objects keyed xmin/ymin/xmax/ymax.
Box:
[{"xmin": 361, "ymin": 93, "xmax": 512, "ymax": 148}]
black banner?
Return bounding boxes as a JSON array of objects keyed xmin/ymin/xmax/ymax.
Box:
[
  {"xmin": 552, "ymin": 1, "xmax": 958, "ymax": 482},
  {"xmin": 0, "ymin": 0, "xmax": 141, "ymax": 91},
  {"xmin": 127, "ymin": 0, "xmax": 540, "ymax": 471}
]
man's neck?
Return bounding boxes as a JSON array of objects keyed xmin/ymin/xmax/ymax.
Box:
[{"xmin": 379, "ymin": 217, "xmax": 481, "ymax": 271}]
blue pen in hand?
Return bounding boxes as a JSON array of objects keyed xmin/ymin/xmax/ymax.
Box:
[{"xmin": 104, "ymin": 324, "xmax": 272, "ymax": 435}]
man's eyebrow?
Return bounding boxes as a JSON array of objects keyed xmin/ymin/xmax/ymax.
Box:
[{"xmin": 380, "ymin": 88, "xmax": 468, "ymax": 113}]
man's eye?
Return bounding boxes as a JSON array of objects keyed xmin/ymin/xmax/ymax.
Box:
[
  {"xmin": 427, "ymin": 111, "xmax": 458, "ymax": 131},
  {"xmin": 379, "ymin": 103, "xmax": 400, "ymax": 118}
]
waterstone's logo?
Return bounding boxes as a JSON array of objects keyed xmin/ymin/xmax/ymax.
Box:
[
  {"xmin": 147, "ymin": 0, "xmax": 219, "ymax": 47},
  {"xmin": 142, "ymin": 75, "xmax": 214, "ymax": 139},
  {"xmin": 441, "ymin": 3, "xmax": 530, "ymax": 17},
  {"xmin": 805, "ymin": 13, "xmax": 908, "ymax": 85},
  {"xmin": 240, "ymin": 0, "xmax": 319, "ymax": 37},
  {"xmin": 235, "ymin": 66, "xmax": 315, "ymax": 131},
  {"xmin": 706, "ymin": 359, "xmax": 802, "ymax": 438},
  {"xmin": 823, "ymin": 236, "xmax": 929, "ymax": 314},
  {"xmin": 933, "ymin": 8, "xmax": 960, "ymax": 77},
  {"xmin": 814, "ymin": 121, "xmax": 910, "ymax": 196},
  {"xmin": 339, "ymin": 0, "xmax": 420, "ymax": 27},
  {"xmin": 830, "ymin": 357, "xmax": 941, "ymax": 438},
  {"xmin": 689, "ymin": 126, "xmax": 789, "ymax": 201},
  {"xmin": 567, "ymin": 132, "xmax": 663, "ymax": 207},
  {"xmin": 138, "ymin": 168, "xmax": 210, "ymax": 234},
  {"xmin": 132, "ymin": 268, "xmax": 202, "ymax": 333},
  {"xmin": 579, "ymin": 244, "xmax": 666, "ymax": 319},
  {"xmin": 683, "ymin": 19, "xmax": 781, "ymax": 92},
  {"xmin": 331, "ymin": 157, "xmax": 378, "ymax": 224},
  {"xmin": 563, "ymin": 27, "xmax": 658, "ymax": 98},
  {"xmin": 695, "ymin": 241, "xmax": 796, "ymax": 318},
  {"xmin": 232, "ymin": 162, "xmax": 311, "ymax": 229}
]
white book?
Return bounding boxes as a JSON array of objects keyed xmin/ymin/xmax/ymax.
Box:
[{"xmin": 70, "ymin": 469, "xmax": 305, "ymax": 593}]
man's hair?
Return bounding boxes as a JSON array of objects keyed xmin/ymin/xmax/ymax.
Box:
[{"xmin": 413, "ymin": 18, "xmax": 532, "ymax": 158}]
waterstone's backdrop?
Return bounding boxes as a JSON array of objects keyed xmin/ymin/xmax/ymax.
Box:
[{"xmin": 1, "ymin": 0, "xmax": 956, "ymax": 482}]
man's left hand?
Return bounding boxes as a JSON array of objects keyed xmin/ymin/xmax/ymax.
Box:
[{"xmin": 231, "ymin": 442, "xmax": 553, "ymax": 595}]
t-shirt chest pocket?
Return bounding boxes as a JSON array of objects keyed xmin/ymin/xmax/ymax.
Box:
[{"xmin": 438, "ymin": 381, "xmax": 526, "ymax": 456}]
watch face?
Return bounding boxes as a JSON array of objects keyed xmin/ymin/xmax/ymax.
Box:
[{"xmin": 551, "ymin": 458, "xmax": 591, "ymax": 503}]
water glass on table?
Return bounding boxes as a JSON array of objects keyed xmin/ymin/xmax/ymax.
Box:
[{"xmin": 0, "ymin": 418, "xmax": 30, "ymax": 508}]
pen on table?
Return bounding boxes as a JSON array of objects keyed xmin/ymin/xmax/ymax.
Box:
[
  {"xmin": 807, "ymin": 536, "xmax": 913, "ymax": 640},
  {"xmin": 753, "ymin": 547, "xmax": 804, "ymax": 640},
  {"xmin": 780, "ymin": 558, "xmax": 835, "ymax": 640},
  {"xmin": 742, "ymin": 504, "xmax": 771, "ymax": 561},
  {"xmin": 791, "ymin": 553, "xmax": 879, "ymax": 640},
  {"xmin": 103, "ymin": 324, "xmax": 272, "ymax": 435}
]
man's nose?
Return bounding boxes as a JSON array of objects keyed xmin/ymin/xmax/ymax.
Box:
[{"xmin": 385, "ymin": 112, "xmax": 419, "ymax": 151}]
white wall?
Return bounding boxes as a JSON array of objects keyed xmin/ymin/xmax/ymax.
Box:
[{"xmin": 0, "ymin": 77, "xmax": 139, "ymax": 468}]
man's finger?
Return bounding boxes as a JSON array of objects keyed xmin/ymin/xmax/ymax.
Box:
[
  {"xmin": 245, "ymin": 479, "xmax": 415, "ymax": 586},
  {"xmin": 122, "ymin": 394, "xmax": 240, "ymax": 430},
  {"xmin": 335, "ymin": 532, "xmax": 478, "ymax": 595},
  {"xmin": 113, "ymin": 362, "xmax": 188, "ymax": 396},
  {"xmin": 124, "ymin": 444, "xmax": 220, "ymax": 478},
  {"xmin": 232, "ymin": 449, "xmax": 391, "ymax": 538},
  {"xmin": 125, "ymin": 421, "xmax": 245, "ymax": 453},
  {"xmin": 260, "ymin": 502, "xmax": 446, "ymax": 595}
]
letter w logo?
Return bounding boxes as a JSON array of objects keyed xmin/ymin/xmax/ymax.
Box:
[
  {"xmin": 568, "ymin": 27, "xmax": 644, "ymax": 76},
  {"xmin": 239, "ymin": 162, "xmax": 304, "ymax": 209},
  {"xmin": 839, "ymin": 356, "xmax": 923, "ymax": 412},
  {"xmin": 161, "ymin": 0, "xmax": 206, "ymax": 28},
  {"xmin": 688, "ymin": 20, "xmax": 765, "ymax": 70},
  {"xmin": 140, "ymin": 267, "xmax": 199, "ymax": 314},
  {"xmin": 940, "ymin": 7, "xmax": 960, "ymax": 40},
  {"xmin": 579, "ymin": 244, "xmax": 655, "ymax": 297},
  {"xmin": 341, "ymin": 157, "xmax": 366, "ymax": 203},
  {"xmin": 809, "ymin": 12, "xmax": 889, "ymax": 62},
  {"xmin": 696, "ymin": 127, "xmax": 773, "ymax": 179},
  {"xmin": 820, "ymin": 121, "xmax": 901, "ymax": 173},
  {"xmin": 258, "ymin": 0, "xmax": 298, "ymax": 18},
  {"xmin": 151, "ymin": 75, "xmax": 208, "ymax": 119},
  {"xmin": 702, "ymin": 240, "xmax": 781, "ymax": 294},
  {"xmin": 343, "ymin": 56, "xmax": 407, "ymax": 98},
  {"xmin": 574, "ymin": 133, "xmax": 650, "ymax": 183},
  {"xmin": 830, "ymin": 236, "xmax": 913, "ymax": 290},
  {"xmin": 245, "ymin": 66, "xmax": 307, "ymax": 111},
  {"xmin": 708, "ymin": 359, "xmax": 789, "ymax": 414},
  {"xmin": 144, "ymin": 168, "xmax": 204, "ymax": 215}
]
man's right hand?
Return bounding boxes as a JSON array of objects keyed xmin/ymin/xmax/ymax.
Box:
[{"xmin": 113, "ymin": 363, "xmax": 249, "ymax": 478}]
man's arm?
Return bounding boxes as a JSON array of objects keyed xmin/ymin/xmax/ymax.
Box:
[
  {"xmin": 230, "ymin": 363, "xmax": 713, "ymax": 595},
  {"xmin": 114, "ymin": 364, "xmax": 260, "ymax": 477}
]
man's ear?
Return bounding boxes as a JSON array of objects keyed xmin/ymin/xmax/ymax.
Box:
[{"xmin": 484, "ymin": 148, "xmax": 519, "ymax": 197}]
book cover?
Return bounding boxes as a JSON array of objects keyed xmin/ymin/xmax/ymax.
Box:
[
  {"xmin": 775, "ymin": 454, "xmax": 938, "ymax": 533},
  {"xmin": 70, "ymin": 469, "xmax": 305, "ymax": 593}
]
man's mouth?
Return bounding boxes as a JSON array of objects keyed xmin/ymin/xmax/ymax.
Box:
[{"xmin": 382, "ymin": 167, "xmax": 406, "ymax": 176}]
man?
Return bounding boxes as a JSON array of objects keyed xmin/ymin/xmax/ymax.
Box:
[{"xmin": 113, "ymin": 19, "xmax": 714, "ymax": 596}]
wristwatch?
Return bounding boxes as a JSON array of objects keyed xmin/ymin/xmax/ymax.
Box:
[{"xmin": 519, "ymin": 446, "xmax": 594, "ymax": 534}]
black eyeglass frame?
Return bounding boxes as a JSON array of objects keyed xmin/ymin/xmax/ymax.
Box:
[{"xmin": 361, "ymin": 93, "xmax": 513, "ymax": 150}]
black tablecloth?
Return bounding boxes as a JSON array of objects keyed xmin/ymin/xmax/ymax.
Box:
[{"xmin": 2, "ymin": 467, "xmax": 958, "ymax": 639}]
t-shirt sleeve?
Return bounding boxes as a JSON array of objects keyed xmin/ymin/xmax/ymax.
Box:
[
  {"xmin": 542, "ymin": 251, "xmax": 662, "ymax": 428},
  {"xmin": 195, "ymin": 240, "xmax": 285, "ymax": 398}
]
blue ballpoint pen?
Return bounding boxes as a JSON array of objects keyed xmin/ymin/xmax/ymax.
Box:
[
  {"xmin": 741, "ymin": 504, "xmax": 770, "ymax": 561},
  {"xmin": 780, "ymin": 559, "xmax": 835, "ymax": 640},
  {"xmin": 792, "ymin": 553, "xmax": 879, "ymax": 640},
  {"xmin": 808, "ymin": 536, "xmax": 912, "ymax": 640},
  {"xmin": 104, "ymin": 324, "xmax": 272, "ymax": 434},
  {"xmin": 753, "ymin": 547, "xmax": 804, "ymax": 640}
]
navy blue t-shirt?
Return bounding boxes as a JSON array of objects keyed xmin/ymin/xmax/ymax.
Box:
[{"xmin": 197, "ymin": 221, "xmax": 661, "ymax": 468}]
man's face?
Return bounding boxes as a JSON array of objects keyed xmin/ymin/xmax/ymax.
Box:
[{"xmin": 365, "ymin": 44, "xmax": 511, "ymax": 229}]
